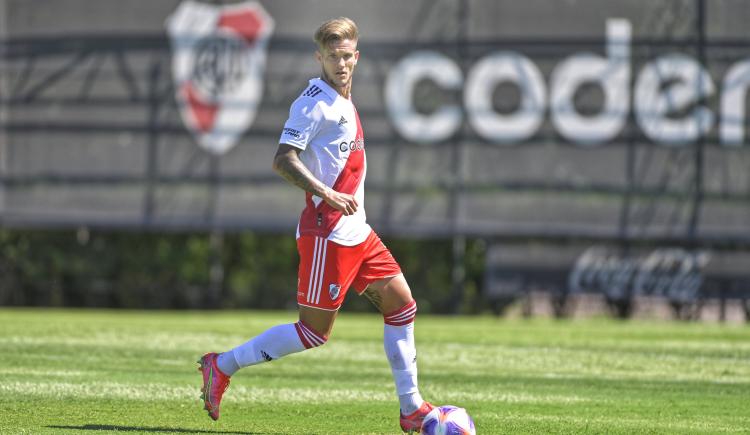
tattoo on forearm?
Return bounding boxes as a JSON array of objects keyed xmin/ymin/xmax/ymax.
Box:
[
  {"xmin": 276, "ymin": 155, "xmax": 327, "ymax": 198},
  {"xmin": 363, "ymin": 287, "xmax": 384, "ymax": 312}
]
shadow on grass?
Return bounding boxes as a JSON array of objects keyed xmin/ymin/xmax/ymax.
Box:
[{"xmin": 47, "ymin": 425, "xmax": 265, "ymax": 434}]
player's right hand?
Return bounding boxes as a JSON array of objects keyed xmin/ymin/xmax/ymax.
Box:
[{"xmin": 324, "ymin": 189, "xmax": 358, "ymax": 216}]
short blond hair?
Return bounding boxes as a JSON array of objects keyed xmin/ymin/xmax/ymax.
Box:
[{"xmin": 313, "ymin": 17, "xmax": 359, "ymax": 49}]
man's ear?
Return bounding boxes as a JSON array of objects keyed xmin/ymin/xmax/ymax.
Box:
[{"xmin": 315, "ymin": 50, "xmax": 322, "ymax": 63}]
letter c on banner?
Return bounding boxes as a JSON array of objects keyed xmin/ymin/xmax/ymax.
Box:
[{"xmin": 385, "ymin": 50, "xmax": 463, "ymax": 143}]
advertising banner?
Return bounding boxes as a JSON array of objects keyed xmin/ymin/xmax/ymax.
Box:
[{"xmin": 1, "ymin": 0, "xmax": 748, "ymax": 245}]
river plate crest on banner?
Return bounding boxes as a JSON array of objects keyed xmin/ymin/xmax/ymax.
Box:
[{"xmin": 167, "ymin": 1, "xmax": 274, "ymax": 155}]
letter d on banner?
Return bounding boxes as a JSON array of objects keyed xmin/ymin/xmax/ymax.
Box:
[{"xmin": 550, "ymin": 19, "xmax": 631, "ymax": 146}]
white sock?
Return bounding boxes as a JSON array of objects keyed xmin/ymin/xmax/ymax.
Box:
[
  {"xmin": 399, "ymin": 392, "xmax": 425, "ymax": 415},
  {"xmin": 217, "ymin": 351, "xmax": 240, "ymax": 376},
  {"xmin": 383, "ymin": 300, "xmax": 424, "ymax": 415},
  {"xmin": 218, "ymin": 322, "xmax": 327, "ymax": 376}
]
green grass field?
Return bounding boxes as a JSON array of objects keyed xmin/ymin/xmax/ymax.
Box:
[{"xmin": 1, "ymin": 309, "xmax": 749, "ymax": 434}]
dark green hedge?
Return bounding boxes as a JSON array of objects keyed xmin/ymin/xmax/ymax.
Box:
[{"xmin": 0, "ymin": 229, "xmax": 485, "ymax": 314}]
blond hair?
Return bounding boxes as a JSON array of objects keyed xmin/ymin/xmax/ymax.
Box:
[{"xmin": 313, "ymin": 17, "xmax": 359, "ymax": 49}]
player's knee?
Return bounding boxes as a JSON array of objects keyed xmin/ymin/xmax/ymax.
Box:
[
  {"xmin": 383, "ymin": 299, "xmax": 417, "ymax": 326},
  {"xmin": 295, "ymin": 321, "xmax": 329, "ymax": 349}
]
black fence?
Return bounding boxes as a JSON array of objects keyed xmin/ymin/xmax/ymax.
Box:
[{"xmin": 1, "ymin": 0, "xmax": 749, "ymax": 315}]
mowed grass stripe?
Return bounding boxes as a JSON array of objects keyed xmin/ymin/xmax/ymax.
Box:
[
  {"xmin": 5, "ymin": 334, "xmax": 748, "ymax": 383},
  {"xmin": 491, "ymin": 413, "xmax": 750, "ymax": 434},
  {"xmin": 1, "ymin": 308, "xmax": 749, "ymax": 434},
  {"xmin": 0, "ymin": 379, "xmax": 591, "ymax": 406},
  {"xmin": 0, "ymin": 381, "xmax": 393, "ymax": 403}
]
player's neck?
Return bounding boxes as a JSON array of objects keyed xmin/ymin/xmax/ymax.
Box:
[{"xmin": 321, "ymin": 74, "xmax": 352, "ymax": 99}]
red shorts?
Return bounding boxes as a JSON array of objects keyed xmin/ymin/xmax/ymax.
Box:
[{"xmin": 297, "ymin": 230, "xmax": 402, "ymax": 311}]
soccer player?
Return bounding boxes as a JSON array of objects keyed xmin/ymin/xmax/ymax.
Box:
[{"xmin": 197, "ymin": 17, "xmax": 434, "ymax": 433}]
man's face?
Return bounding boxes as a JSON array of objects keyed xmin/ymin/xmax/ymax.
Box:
[{"xmin": 316, "ymin": 38, "xmax": 359, "ymax": 90}]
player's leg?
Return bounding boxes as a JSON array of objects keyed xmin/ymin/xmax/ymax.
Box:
[
  {"xmin": 363, "ymin": 273, "xmax": 412, "ymax": 312},
  {"xmin": 364, "ymin": 274, "xmax": 433, "ymax": 433},
  {"xmin": 298, "ymin": 304, "xmax": 338, "ymax": 338},
  {"xmin": 352, "ymin": 232, "xmax": 433, "ymax": 433},
  {"xmin": 215, "ymin": 235, "xmax": 337, "ymax": 368},
  {"xmin": 217, "ymin": 235, "xmax": 357, "ymax": 374},
  {"xmin": 199, "ymin": 307, "xmax": 333, "ymax": 421},
  {"xmin": 218, "ymin": 306, "xmax": 332, "ymax": 373},
  {"xmin": 198, "ymin": 235, "xmax": 341, "ymax": 421}
]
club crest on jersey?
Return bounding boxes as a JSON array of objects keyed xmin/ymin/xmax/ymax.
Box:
[
  {"xmin": 329, "ymin": 283, "xmax": 341, "ymax": 300},
  {"xmin": 167, "ymin": 1, "xmax": 274, "ymax": 155}
]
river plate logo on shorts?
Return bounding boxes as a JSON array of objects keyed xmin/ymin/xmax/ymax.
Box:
[
  {"xmin": 167, "ymin": 1, "xmax": 274, "ymax": 154},
  {"xmin": 329, "ymin": 284, "xmax": 341, "ymax": 301}
]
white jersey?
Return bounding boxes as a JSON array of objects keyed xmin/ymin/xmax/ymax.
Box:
[{"xmin": 279, "ymin": 78, "xmax": 371, "ymax": 246}]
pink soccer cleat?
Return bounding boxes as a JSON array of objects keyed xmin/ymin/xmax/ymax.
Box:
[
  {"xmin": 197, "ymin": 352, "xmax": 230, "ymax": 421},
  {"xmin": 400, "ymin": 401, "xmax": 435, "ymax": 434}
]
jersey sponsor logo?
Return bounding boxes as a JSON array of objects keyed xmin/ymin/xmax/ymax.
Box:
[
  {"xmin": 338, "ymin": 116, "xmax": 348, "ymax": 126},
  {"xmin": 329, "ymin": 283, "xmax": 341, "ymax": 300},
  {"xmin": 283, "ymin": 127, "xmax": 301, "ymax": 138},
  {"xmin": 167, "ymin": 1, "xmax": 275, "ymax": 155},
  {"xmin": 338, "ymin": 137, "xmax": 365, "ymax": 153}
]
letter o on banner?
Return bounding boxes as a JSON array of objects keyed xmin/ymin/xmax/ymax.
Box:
[
  {"xmin": 550, "ymin": 54, "xmax": 631, "ymax": 145},
  {"xmin": 385, "ymin": 50, "xmax": 463, "ymax": 143},
  {"xmin": 465, "ymin": 52, "xmax": 546, "ymax": 144}
]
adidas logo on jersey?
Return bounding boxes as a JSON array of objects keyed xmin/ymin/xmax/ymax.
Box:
[
  {"xmin": 338, "ymin": 116, "xmax": 348, "ymax": 126},
  {"xmin": 261, "ymin": 350, "xmax": 273, "ymax": 362},
  {"xmin": 303, "ymin": 85, "xmax": 323, "ymax": 98}
]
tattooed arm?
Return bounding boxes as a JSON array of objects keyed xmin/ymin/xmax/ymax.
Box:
[{"xmin": 273, "ymin": 143, "xmax": 358, "ymax": 216}]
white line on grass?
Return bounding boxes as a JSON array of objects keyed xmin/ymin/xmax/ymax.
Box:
[{"xmin": 0, "ymin": 381, "xmax": 591, "ymax": 406}]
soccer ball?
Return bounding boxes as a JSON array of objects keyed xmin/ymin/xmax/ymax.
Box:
[{"xmin": 421, "ymin": 405, "xmax": 476, "ymax": 435}]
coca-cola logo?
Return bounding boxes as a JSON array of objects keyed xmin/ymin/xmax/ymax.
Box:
[{"xmin": 568, "ymin": 247, "xmax": 710, "ymax": 302}]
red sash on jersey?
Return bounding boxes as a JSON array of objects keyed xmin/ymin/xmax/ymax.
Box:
[{"xmin": 298, "ymin": 109, "xmax": 365, "ymax": 238}]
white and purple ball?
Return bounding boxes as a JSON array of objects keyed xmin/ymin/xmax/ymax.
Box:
[{"xmin": 421, "ymin": 405, "xmax": 476, "ymax": 435}]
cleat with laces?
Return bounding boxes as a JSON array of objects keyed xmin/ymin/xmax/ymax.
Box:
[
  {"xmin": 400, "ymin": 401, "xmax": 435, "ymax": 434},
  {"xmin": 197, "ymin": 352, "xmax": 230, "ymax": 421}
]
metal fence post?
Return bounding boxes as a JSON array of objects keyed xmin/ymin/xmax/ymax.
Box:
[
  {"xmin": 449, "ymin": 0, "xmax": 470, "ymax": 314},
  {"xmin": 143, "ymin": 60, "xmax": 162, "ymax": 227},
  {"xmin": 0, "ymin": 0, "xmax": 8, "ymax": 224},
  {"xmin": 688, "ymin": 0, "xmax": 706, "ymax": 242}
]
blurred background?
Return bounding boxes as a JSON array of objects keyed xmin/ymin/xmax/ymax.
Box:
[{"xmin": 1, "ymin": 0, "xmax": 748, "ymax": 321}]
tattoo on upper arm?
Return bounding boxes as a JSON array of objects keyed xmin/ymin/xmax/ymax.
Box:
[{"xmin": 363, "ymin": 287, "xmax": 384, "ymax": 312}]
